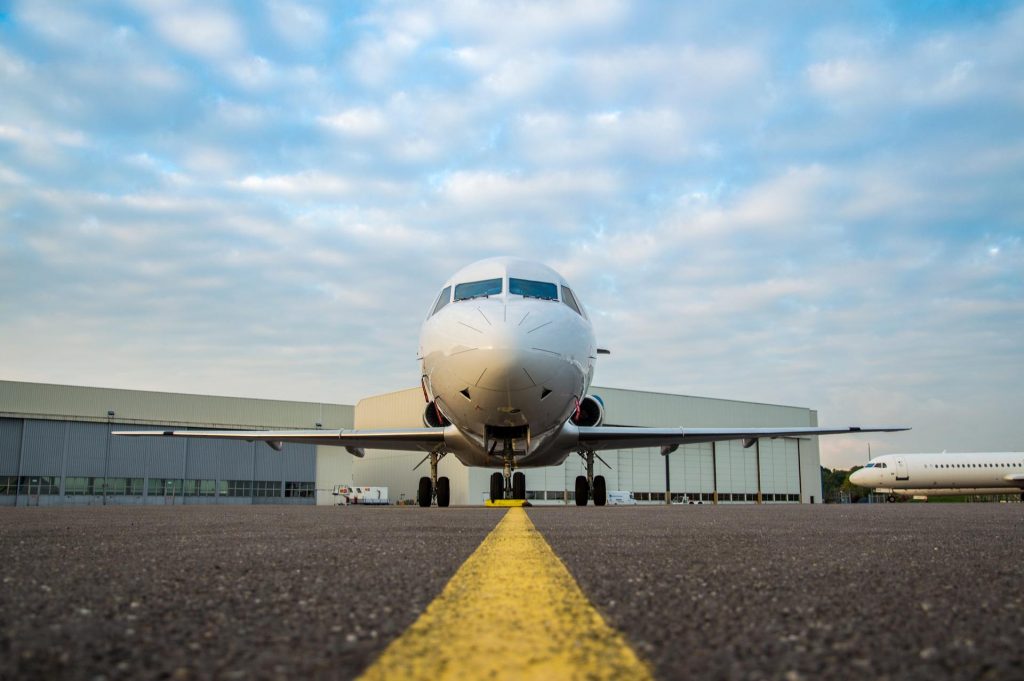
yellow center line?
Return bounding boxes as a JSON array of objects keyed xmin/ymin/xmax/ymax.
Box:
[{"xmin": 358, "ymin": 508, "xmax": 652, "ymax": 681}]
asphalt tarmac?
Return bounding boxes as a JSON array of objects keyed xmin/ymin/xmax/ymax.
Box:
[
  {"xmin": 2, "ymin": 503, "xmax": 1022, "ymax": 680},
  {"xmin": 531, "ymin": 504, "xmax": 1024, "ymax": 680},
  {"xmin": 0, "ymin": 505, "xmax": 498, "ymax": 680}
]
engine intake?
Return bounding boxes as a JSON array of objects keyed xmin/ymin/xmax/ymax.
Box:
[
  {"xmin": 571, "ymin": 394, "xmax": 605, "ymax": 427},
  {"xmin": 423, "ymin": 400, "xmax": 451, "ymax": 428}
]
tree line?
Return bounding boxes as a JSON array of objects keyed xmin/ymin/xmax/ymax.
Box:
[{"xmin": 820, "ymin": 466, "xmax": 870, "ymax": 503}]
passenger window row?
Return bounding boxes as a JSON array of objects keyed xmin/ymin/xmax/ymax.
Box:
[{"xmin": 926, "ymin": 463, "xmax": 1021, "ymax": 468}]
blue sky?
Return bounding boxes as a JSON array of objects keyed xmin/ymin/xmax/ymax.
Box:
[{"xmin": 1, "ymin": 1, "xmax": 1021, "ymax": 468}]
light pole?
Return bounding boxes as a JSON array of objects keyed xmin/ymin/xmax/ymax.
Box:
[{"xmin": 103, "ymin": 410, "xmax": 115, "ymax": 505}]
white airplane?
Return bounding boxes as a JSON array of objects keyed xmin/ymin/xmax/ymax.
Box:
[
  {"xmin": 849, "ymin": 452, "xmax": 1024, "ymax": 500},
  {"xmin": 117, "ymin": 256, "xmax": 908, "ymax": 507}
]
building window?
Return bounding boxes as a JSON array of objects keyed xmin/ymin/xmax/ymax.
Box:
[
  {"xmin": 284, "ymin": 481, "xmax": 314, "ymax": 498},
  {"xmin": 226, "ymin": 480, "xmax": 253, "ymax": 497},
  {"xmin": 183, "ymin": 480, "xmax": 218, "ymax": 496},
  {"xmin": 253, "ymin": 480, "xmax": 281, "ymax": 498},
  {"xmin": 18, "ymin": 476, "xmax": 60, "ymax": 495},
  {"xmin": 64, "ymin": 477, "xmax": 91, "ymax": 495},
  {"xmin": 148, "ymin": 479, "xmax": 183, "ymax": 496},
  {"xmin": 0, "ymin": 476, "xmax": 17, "ymax": 495},
  {"xmin": 546, "ymin": 490, "xmax": 565, "ymax": 500},
  {"xmin": 524, "ymin": 490, "xmax": 544, "ymax": 500}
]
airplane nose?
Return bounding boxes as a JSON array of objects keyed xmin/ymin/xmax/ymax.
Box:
[
  {"xmin": 443, "ymin": 311, "xmax": 557, "ymax": 391},
  {"xmin": 850, "ymin": 470, "xmax": 867, "ymax": 486}
]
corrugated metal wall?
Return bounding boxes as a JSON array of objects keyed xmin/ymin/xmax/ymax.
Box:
[
  {"xmin": 0, "ymin": 417, "xmax": 24, "ymax": 474},
  {"xmin": 21, "ymin": 420, "xmax": 66, "ymax": 476},
  {"xmin": 3, "ymin": 418, "xmax": 314, "ymax": 480}
]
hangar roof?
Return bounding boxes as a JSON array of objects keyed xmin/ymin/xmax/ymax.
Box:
[{"xmin": 0, "ymin": 380, "xmax": 353, "ymax": 430}]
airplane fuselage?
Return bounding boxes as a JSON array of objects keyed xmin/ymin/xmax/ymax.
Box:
[
  {"xmin": 850, "ymin": 452, "xmax": 1024, "ymax": 497},
  {"xmin": 419, "ymin": 257, "xmax": 596, "ymax": 468}
]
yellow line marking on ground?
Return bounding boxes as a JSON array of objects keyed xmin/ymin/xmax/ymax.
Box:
[{"xmin": 358, "ymin": 507, "xmax": 652, "ymax": 681}]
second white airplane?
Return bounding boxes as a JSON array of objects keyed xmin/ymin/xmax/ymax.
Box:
[
  {"xmin": 850, "ymin": 452, "xmax": 1024, "ymax": 500},
  {"xmin": 117, "ymin": 257, "xmax": 909, "ymax": 507}
]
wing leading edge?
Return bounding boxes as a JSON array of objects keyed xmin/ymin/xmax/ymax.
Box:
[
  {"xmin": 113, "ymin": 427, "xmax": 446, "ymax": 457},
  {"xmin": 575, "ymin": 425, "xmax": 910, "ymax": 452}
]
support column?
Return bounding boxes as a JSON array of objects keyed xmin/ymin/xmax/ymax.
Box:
[
  {"xmin": 712, "ymin": 441, "xmax": 719, "ymax": 505},
  {"xmin": 661, "ymin": 444, "xmax": 678, "ymax": 505},
  {"xmin": 755, "ymin": 439, "xmax": 762, "ymax": 504},
  {"xmin": 14, "ymin": 419, "xmax": 26, "ymax": 507},
  {"xmin": 103, "ymin": 411, "xmax": 114, "ymax": 505},
  {"xmin": 664, "ymin": 451, "xmax": 671, "ymax": 504},
  {"xmin": 59, "ymin": 422, "xmax": 70, "ymax": 498},
  {"xmin": 797, "ymin": 438, "xmax": 803, "ymax": 503}
]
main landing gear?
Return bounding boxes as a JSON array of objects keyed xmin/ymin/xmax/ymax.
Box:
[
  {"xmin": 575, "ymin": 449, "xmax": 607, "ymax": 506},
  {"xmin": 416, "ymin": 449, "xmax": 450, "ymax": 508},
  {"xmin": 489, "ymin": 440, "xmax": 528, "ymax": 502}
]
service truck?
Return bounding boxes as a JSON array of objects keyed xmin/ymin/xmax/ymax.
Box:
[
  {"xmin": 333, "ymin": 485, "xmax": 389, "ymax": 505},
  {"xmin": 607, "ymin": 490, "xmax": 637, "ymax": 505}
]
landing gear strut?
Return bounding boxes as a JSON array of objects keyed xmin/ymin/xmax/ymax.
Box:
[
  {"xmin": 489, "ymin": 439, "xmax": 527, "ymax": 502},
  {"xmin": 575, "ymin": 450, "xmax": 607, "ymax": 506},
  {"xmin": 417, "ymin": 448, "xmax": 449, "ymax": 507}
]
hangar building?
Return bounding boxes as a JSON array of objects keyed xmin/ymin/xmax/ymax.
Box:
[
  {"xmin": 0, "ymin": 380, "xmax": 353, "ymax": 507},
  {"xmin": 1, "ymin": 380, "xmax": 823, "ymax": 507}
]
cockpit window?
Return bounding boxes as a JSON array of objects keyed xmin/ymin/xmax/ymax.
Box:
[
  {"xmin": 865, "ymin": 463, "xmax": 875, "ymax": 468},
  {"xmin": 454, "ymin": 278, "xmax": 502, "ymax": 301},
  {"xmin": 561, "ymin": 286, "xmax": 582, "ymax": 315},
  {"xmin": 431, "ymin": 286, "xmax": 451, "ymax": 316},
  {"xmin": 509, "ymin": 278, "xmax": 558, "ymax": 300}
]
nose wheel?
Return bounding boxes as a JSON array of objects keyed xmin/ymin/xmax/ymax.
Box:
[{"xmin": 489, "ymin": 440, "xmax": 527, "ymax": 501}]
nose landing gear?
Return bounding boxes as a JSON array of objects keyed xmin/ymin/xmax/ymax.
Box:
[{"xmin": 488, "ymin": 440, "xmax": 528, "ymax": 502}]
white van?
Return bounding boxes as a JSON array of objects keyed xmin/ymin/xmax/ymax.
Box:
[{"xmin": 607, "ymin": 490, "xmax": 637, "ymax": 505}]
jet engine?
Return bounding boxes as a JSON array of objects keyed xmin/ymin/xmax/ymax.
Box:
[
  {"xmin": 571, "ymin": 394, "xmax": 605, "ymax": 427},
  {"xmin": 423, "ymin": 400, "xmax": 451, "ymax": 428}
]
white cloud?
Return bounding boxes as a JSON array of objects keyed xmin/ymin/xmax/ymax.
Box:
[
  {"xmin": 318, "ymin": 107, "xmax": 389, "ymax": 137},
  {"xmin": 231, "ymin": 171, "xmax": 405, "ymax": 199},
  {"xmin": 513, "ymin": 107, "xmax": 690, "ymax": 164},
  {"xmin": 439, "ymin": 0, "xmax": 627, "ymax": 44},
  {"xmin": 140, "ymin": 2, "xmax": 245, "ymax": 60},
  {"xmin": 438, "ymin": 169, "xmax": 618, "ymax": 209},
  {"xmin": 265, "ymin": 0, "xmax": 328, "ymax": 48}
]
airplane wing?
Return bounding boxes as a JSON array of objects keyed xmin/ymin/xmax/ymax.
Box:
[
  {"xmin": 113, "ymin": 427, "xmax": 446, "ymax": 457},
  {"xmin": 576, "ymin": 425, "xmax": 910, "ymax": 452}
]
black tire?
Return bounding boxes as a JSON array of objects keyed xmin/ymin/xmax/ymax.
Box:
[
  {"xmin": 436, "ymin": 477, "xmax": 450, "ymax": 508},
  {"xmin": 575, "ymin": 475, "xmax": 589, "ymax": 506},
  {"xmin": 417, "ymin": 477, "xmax": 432, "ymax": 507},
  {"xmin": 490, "ymin": 472, "xmax": 504, "ymax": 502},
  {"xmin": 887, "ymin": 494, "xmax": 896, "ymax": 503},
  {"xmin": 512, "ymin": 472, "xmax": 526, "ymax": 500},
  {"xmin": 592, "ymin": 475, "xmax": 607, "ymax": 506}
]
